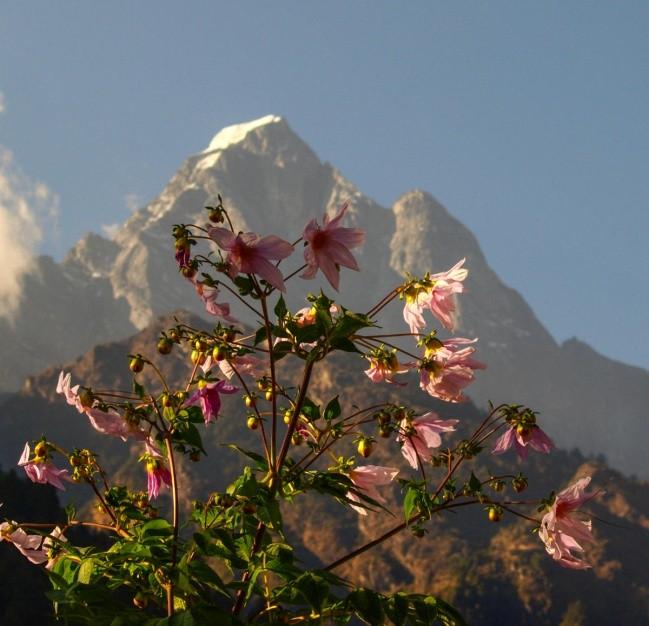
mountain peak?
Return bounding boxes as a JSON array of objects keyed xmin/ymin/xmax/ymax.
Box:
[{"xmin": 203, "ymin": 114, "xmax": 284, "ymax": 153}]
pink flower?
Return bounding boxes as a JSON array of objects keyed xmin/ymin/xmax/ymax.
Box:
[
  {"xmin": 0, "ymin": 523, "xmax": 66, "ymax": 569},
  {"xmin": 539, "ymin": 477, "xmax": 599, "ymax": 569},
  {"xmin": 18, "ymin": 443, "xmax": 71, "ymax": 491},
  {"xmin": 301, "ymin": 203, "xmax": 365, "ymax": 291},
  {"xmin": 208, "ymin": 227, "xmax": 293, "ymax": 292},
  {"xmin": 347, "ymin": 465, "xmax": 399, "ymax": 515},
  {"xmin": 364, "ymin": 349, "xmax": 414, "ymax": 386},
  {"xmin": 397, "ymin": 412, "xmax": 458, "ymax": 469},
  {"xmin": 418, "ymin": 337, "xmax": 485, "ymax": 403},
  {"xmin": 492, "ymin": 424, "xmax": 554, "ymax": 460},
  {"xmin": 56, "ymin": 371, "xmax": 144, "ymax": 441},
  {"xmin": 217, "ymin": 354, "xmax": 266, "ymax": 381},
  {"xmin": 402, "ymin": 259, "xmax": 468, "ymax": 333},
  {"xmin": 175, "ymin": 247, "xmax": 191, "ymax": 269},
  {"xmin": 187, "ymin": 379, "xmax": 238, "ymax": 424},
  {"xmin": 143, "ymin": 441, "xmax": 172, "ymax": 500},
  {"xmin": 194, "ymin": 281, "xmax": 238, "ymax": 323},
  {"xmin": 56, "ymin": 371, "xmax": 83, "ymax": 413}
]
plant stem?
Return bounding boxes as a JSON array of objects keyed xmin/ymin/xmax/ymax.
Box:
[
  {"xmin": 324, "ymin": 500, "xmax": 478, "ymax": 572},
  {"xmin": 164, "ymin": 432, "xmax": 180, "ymax": 617},
  {"xmin": 274, "ymin": 360, "xmax": 315, "ymax": 478},
  {"xmin": 258, "ymin": 291, "xmax": 278, "ymax": 470}
]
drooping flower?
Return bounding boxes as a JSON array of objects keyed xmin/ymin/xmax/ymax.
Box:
[
  {"xmin": 301, "ymin": 203, "xmax": 365, "ymax": 291},
  {"xmin": 187, "ymin": 379, "xmax": 238, "ymax": 424},
  {"xmin": 364, "ymin": 347, "xmax": 414, "ymax": 386},
  {"xmin": 56, "ymin": 370, "xmax": 84, "ymax": 413},
  {"xmin": 492, "ymin": 424, "xmax": 554, "ymax": 460},
  {"xmin": 208, "ymin": 227, "xmax": 294, "ymax": 292},
  {"xmin": 418, "ymin": 337, "xmax": 485, "ymax": 403},
  {"xmin": 217, "ymin": 354, "xmax": 266, "ymax": 381},
  {"xmin": 142, "ymin": 441, "xmax": 172, "ymax": 500},
  {"xmin": 56, "ymin": 371, "xmax": 144, "ymax": 441},
  {"xmin": 194, "ymin": 280, "xmax": 238, "ymax": 323},
  {"xmin": 0, "ymin": 523, "xmax": 66, "ymax": 569},
  {"xmin": 539, "ymin": 477, "xmax": 599, "ymax": 569},
  {"xmin": 175, "ymin": 246, "xmax": 191, "ymax": 269},
  {"xmin": 347, "ymin": 465, "xmax": 399, "ymax": 515},
  {"xmin": 402, "ymin": 259, "xmax": 468, "ymax": 333},
  {"xmin": 397, "ymin": 412, "xmax": 459, "ymax": 469},
  {"xmin": 18, "ymin": 442, "xmax": 71, "ymax": 491}
]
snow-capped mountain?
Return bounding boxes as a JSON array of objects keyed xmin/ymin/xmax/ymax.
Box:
[{"xmin": 1, "ymin": 115, "xmax": 647, "ymax": 477}]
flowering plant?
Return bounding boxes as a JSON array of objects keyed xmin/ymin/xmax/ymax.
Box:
[{"xmin": 2, "ymin": 198, "xmax": 601, "ymax": 625}]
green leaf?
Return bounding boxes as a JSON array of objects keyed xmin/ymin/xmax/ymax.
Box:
[
  {"xmin": 404, "ymin": 487, "xmax": 419, "ymax": 521},
  {"xmin": 467, "ymin": 471, "xmax": 482, "ymax": 494},
  {"xmin": 253, "ymin": 326, "xmax": 267, "ymax": 346},
  {"xmin": 349, "ymin": 588, "xmax": 384, "ymax": 625},
  {"xmin": 272, "ymin": 340, "xmax": 293, "ymax": 360},
  {"xmin": 331, "ymin": 310, "xmax": 373, "ymax": 340},
  {"xmin": 77, "ymin": 558, "xmax": 94, "ymax": 585},
  {"xmin": 323, "ymin": 396, "xmax": 341, "ymax": 421},
  {"xmin": 329, "ymin": 337, "xmax": 362, "ymax": 353},
  {"xmin": 293, "ymin": 572, "xmax": 329, "ymax": 612},
  {"xmin": 384, "ymin": 592, "xmax": 409, "ymax": 626},
  {"xmin": 132, "ymin": 380, "xmax": 146, "ymax": 399},
  {"xmin": 274, "ymin": 295, "xmax": 287, "ymax": 318},
  {"xmin": 300, "ymin": 396, "xmax": 320, "ymax": 421},
  {"xmin": 224, "ymin": 444, "xmax": 268, "ymax": 471}
]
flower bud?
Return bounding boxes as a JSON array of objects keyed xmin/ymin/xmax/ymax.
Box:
[
  {"xmin": 512, "ymin": 476, "xmax": 528, "ymax": 493},
  {"xmin": 284, "ymin": 409, "xmax": 292, "ymax": 424},
  {"xmin": 129, "ymin": 356, "xmax": 145, "ymax": 373},
  {"xmin": 34, "ymin": 441, "xmax": 48, "ymax": 459},
  {"xmin": 77, "ymin": 387, "xmax": 94, "ymax": 409},
  {"xmin": 208, "ymin": 208, "xmax": 224, "ymax": 223},
  {"xmin": 175, "ymin": 237, "xmax": 189, "ymax": 251},
  {"xmin": 264, "ymin": 389, "xmax": 273, "ymax": 402},
  {"xmin": 190, "ymin": 350, "xmax": 205, "ymax": 365},
  {"xmin": 247, "ymin": 416, "xmax": 259, "ymax": 430},
  {"xmin": 244, "ymin": 395, "xmax": 255, "ymax": 408},
  {"xmin": 379, "ymin": 426, "xmax": 391, "ymax": 438},
  {"xmin": 487, "ymin": 506, "xmax": 503, "ymax": 522},
  {"xmin": 157, "ymin": 337, "xmax": 173, "ymax": 355},
  {"xmin": 357, "ymin": 439, "xmax": 373, "ymax": 458},
  {"xmin": 212, "ymin": 345, "xmax": 226, "ymax": 361},
  {"xmin": 161, "ymin": 392, "xmax": 173, "ymax": 408}
]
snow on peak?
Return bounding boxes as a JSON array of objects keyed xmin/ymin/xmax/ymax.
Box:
[{"xmin": 203, "ymin": 115, "xmax": 283, "ymax": 153}]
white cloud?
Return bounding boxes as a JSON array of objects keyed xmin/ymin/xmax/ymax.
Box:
[{"xmin": 0, "ymin": 146, "xmax": 59, "ymax": 318}]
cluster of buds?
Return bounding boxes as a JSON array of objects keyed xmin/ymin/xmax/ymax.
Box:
[{"xmin": 68, "ymin": 448, "xmax": 99, "ymax": 482}]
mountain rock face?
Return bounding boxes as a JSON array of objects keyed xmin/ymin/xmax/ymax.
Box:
[{"xmin": 1, "ymin": 115, "xmax": 647, "ymax": 477}]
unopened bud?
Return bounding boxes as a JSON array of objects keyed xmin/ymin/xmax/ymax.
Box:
[
  {"xmin": 157, "ymin": 337, "xmax": 173, "ymax": 355},
  {"xmin": 487, "ymin": 506, "xmax": 503, "ymax": 522},
  {"xmin": 357, "ymin": 439, "xmax": 373, "ymax": 458},
  {"xmin": 129, "ymin": 356, "xmax": 145, "ymax": 373},
  {"xmin": 247, "ymin": 416, "xmax": 259, "ymax": 430}
]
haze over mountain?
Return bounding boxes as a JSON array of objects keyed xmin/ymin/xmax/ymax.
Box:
[{"xmin": 1, "ymin": 115, "xmax": 647, "ymax": 477}]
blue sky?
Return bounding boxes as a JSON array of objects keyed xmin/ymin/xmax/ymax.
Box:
[{"xmin": 1, "ymin": 1, "xmax": 647, "ymax": 367}]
